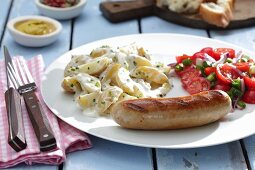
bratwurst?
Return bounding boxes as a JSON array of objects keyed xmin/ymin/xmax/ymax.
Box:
[{"xmin": 111, "ymin": 90, "xmax": 232, "ymax": 130}]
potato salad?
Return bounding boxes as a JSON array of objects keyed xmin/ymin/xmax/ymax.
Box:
[{"xmin": 62, "ymin": 44, "xmax": 172, "ymax": 115}]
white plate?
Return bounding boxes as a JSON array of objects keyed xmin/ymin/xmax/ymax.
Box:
[{"xmin": 41, "ymin": 33, "xmax": 255, "ymax": 148}]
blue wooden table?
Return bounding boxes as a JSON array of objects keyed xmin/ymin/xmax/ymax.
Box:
[{"xmin": 1, "ymin": 0, "xmax": 255, "ymax": 169}]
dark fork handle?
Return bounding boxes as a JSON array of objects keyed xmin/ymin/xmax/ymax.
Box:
[
  {"xmin": 5, "ymin": 88, "xmax": 27, "ymax": 152},
  {"xmin": 23, "ymin": 91, "xmax": 56, "ymax": 152}
]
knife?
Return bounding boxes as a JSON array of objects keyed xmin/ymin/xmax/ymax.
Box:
[{"xmin": 4, "ymin": 47, "xmax": 27, "ymax": 152}]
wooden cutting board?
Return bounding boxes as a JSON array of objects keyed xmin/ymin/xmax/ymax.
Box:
[{"xmin": 100, "ymin": 0, "xmax": 255, "ymax": 30}]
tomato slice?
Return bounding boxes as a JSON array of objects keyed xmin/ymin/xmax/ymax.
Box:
[
  {"xmin": 181, "ymin": 69, "xmax": 201, "ymax": 85},
  {"xmin": 184, "ymin": 77, "xmax": 210, "ymax": 94},
  {"xmin": 235, "ymin": 62, "xmax": 250, "ymax": 72},
  {"xmin": 200, "ymin": 47, "xmax": 215, "ymax": 58},
  {"xmin": 216, "ymin": 64, "xmax": 243, "ymax": 84},
  {"xmin": 176, "ymin": 55, "xmax": 191, "ymax": 64},
  {"xmin": 213, "ymin": 83, "xmax": 231, "ymax": 92},
  {"xmin": 244, "ymin": 76, "xmax": 255, "ymax": 90},
  {"xmin": 176, "ymin": 65, "xmax": 195, "ymax": 76},
  {"xmin": 204, "ymin": 67, "xmax": 216, "ymax": 76},
  {"xmin": 242, "ymin": 90, "xmax": 255, "ymax": 104},
  {"xmin": 214, "ymin": 48, "xmax": 235, "ymax": 61}
]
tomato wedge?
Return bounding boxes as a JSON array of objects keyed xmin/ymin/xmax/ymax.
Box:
[
  {"xmin": 184, "ymin": 77, "xmax": 210, "ymax": 94},
  {"xmin": 204, "ymin": 67, "xmax": 216, "ymax": 76},
  {"xmin": 244, "ymin": 76, "xmax": 255, "ymax": 90},
  {"xmin": 200, "ymin": 47, "xmax": 215, "ymax": 58},
  {"xmin": 216, "ymin": 64, "xmax": 243, "ymax": 84},
  {"xmin": 242, "ymin": 90, "xmax": 255, "ymax": 104},
  {"xmin": 235, "ymin": 62, "xmax": 250, "ymax": 72},
  {"xmin": 214, "ymin": 48, "xmax": 235, "ymax": 60},
  {"xmin": 191, "ymin": 52, "xmax": 206, "ymax": 63},
  {"xmin": 176, "ymin": 55, "xmax": 191, "ymax": 64}
]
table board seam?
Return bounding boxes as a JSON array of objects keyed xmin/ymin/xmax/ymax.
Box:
[{"xmin": 0, "ymin": 0, "xmax": 13, "ymax": 47}]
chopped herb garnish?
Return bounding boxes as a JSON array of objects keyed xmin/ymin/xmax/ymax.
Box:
[
  {"xmin": 202, "ymin": 61, "xmax": 210, "ymax": 68},
  {"xmin": 232, "ymin": 79, "xmax": 241, "ymax": 90},
  {"xmin": 237, "ymin": 100, "xmax": 246, "ymax": 109},
  {"xmin": 101, "ymin": 101, "xmax": 105, "ymax": 105},
  {"xmin": 95, "ymin": 82, "xmax": 100, "ymax": 87},
  {"xmin": 206, "ymin": 73, "xmax": 216, "ymax": 82},
  {"xmin": 133, "ymin": 61, "xmax": 137, "ymax": 66},
  {"xmin": 93, "ymin": 99, "xmax": 96, "ymax": 102},
  {"xmin": 182, "ymin": 58, "xmax": 192, "ymax": 66},
  {"xmin": 226, "ymin": 58, "xmax": 233, "ymax": 63},
  {"xmin": 175, "ymin": 64, "xmax": 183, "ymax": 71},
  {"xmin": 97, "ymin": 61, "xmax": 100, "ymax": 63},
  {"xmin": 87, "ymin": 67, "xmax": 90, "ymax": 70},
  {"xmin": 70, "ymin": 84, "xmax": 74, "ymax": 87}
]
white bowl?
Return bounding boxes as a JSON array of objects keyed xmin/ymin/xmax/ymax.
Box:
[
  {"xmin": 7, "ymin": 15, "xmax": 62, "ymax": 47},
  {"xmin": 35, "ymin": 0, "xmax": 87, "ymax": 20}
]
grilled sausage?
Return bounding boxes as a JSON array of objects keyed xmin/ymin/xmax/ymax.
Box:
[{"xmin": 111, "ymin": 90, "xmax": 231, "ymax": 130}]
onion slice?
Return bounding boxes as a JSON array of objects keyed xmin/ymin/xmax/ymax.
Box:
[
  {"xmin": 212, "ymin": 53, "xmax": 229, "ymax": 67},
  {"xmin": 233, "ymin": 50, "xmax": 243, "ymax": 64}
]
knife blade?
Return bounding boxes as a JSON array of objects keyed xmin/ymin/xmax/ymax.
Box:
[{"xmin": 4, "ymin": 46, "xmax": 27, "ymax": 152}]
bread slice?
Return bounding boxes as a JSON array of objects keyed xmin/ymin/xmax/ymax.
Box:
[
  {"xmin": 199, "ymin": 1, "xmax": 233, "ymax": 27},
  {"xmin": 157, "ymin": 0, "xmax": 203, "ymax": 14}
]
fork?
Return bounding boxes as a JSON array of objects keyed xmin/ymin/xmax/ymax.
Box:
[{"xmin": 7, "ymin": 58, "xmax": 57, "ymax": 152}]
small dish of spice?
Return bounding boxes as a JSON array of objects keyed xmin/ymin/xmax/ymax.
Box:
[
  {"xmin": 35, "ymin": 0, "xmax": 87, "ymax": 20},
  {"xmin": 7, "ymin": 15, "xmax": 62, "ymax": 47}
]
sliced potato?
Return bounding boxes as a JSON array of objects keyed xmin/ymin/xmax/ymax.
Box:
[
  {"xmin": 90, "ymin": 46, "xmax": 111, "ymax": 58},
  {"xmin": 101, "ymin": 63, "xmax": 121, "ymax": 83},
  {"xmin": 77, "ymin": 92, "xmax": 99, "ymax": 108},
  {"xmin": 131, "ymin": 66, "xmax": 168, "ymax": 84},
  {"xmin": 61, "ymin": 76, "xmax": 81, "ymax": 93},
  {"xmin": 68, "ymin": 57, "xmax": 110, "ymax": 76},
  {"xmin": 154, "ymin": 62, "xmax": 171, "ymax": 74},
  {"xmin": 64, "ymin": 54, "xmax": 90, "ymax": 77},
  {"xmin": 134, "ymin": 56, "xmax": 152, "ymax": 67},
  {"xmin": 97, "ymin": 86, "xmax": 123, "ymax": 113},
  {"xmin": 76, "ymin": 73, "xmax": 101, "ymax": 93},
  {"xmin": 118, "ymin": 93, "xmax": 137, "ymax": 101},
  {"xmin": 113, "ymin": 67, "xmax": 135, "ymax": 94}
]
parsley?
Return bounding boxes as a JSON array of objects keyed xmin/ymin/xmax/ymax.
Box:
[{"xmin": 95, "ymin": 82, "xmax": 100, "ymax": 87}]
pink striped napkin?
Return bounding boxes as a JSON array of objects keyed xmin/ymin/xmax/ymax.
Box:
[{"xmin": 0, "ymin": 56, "xmax": 92, "ymax": 169}]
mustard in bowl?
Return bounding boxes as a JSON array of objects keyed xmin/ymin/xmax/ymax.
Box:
[{"xmin": 7, "ymin": 15, "xmax": 62, "ymax": 47}]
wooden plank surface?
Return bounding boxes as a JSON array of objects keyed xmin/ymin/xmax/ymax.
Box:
[
  {"xmin": 6, "ymin": 163, "xmax": 57, "ymax": 170},
  {"xmin": 72, "ymin": 0, "xmax": 139, "ymax": 48},
  {"xmin": 63, "ymin": 0, "xmax": 153, "ymax": 170},
  {"xmin": 156, "ymin": 142, "xmax": 246, "ymax": 170},
  {"xmin": 0, "ymin": 0, "xmax": 71, "ymax": 66},
  {"xmin": 64, "ymin": 136, "xmax": 153, "ymax": 170},
  {"xmin": 0, "ymin": 0, "xmax": 12, "ymax": 46},
  {"xmin": 210, "ymin": 26, "xmax": 255, "ymax": 170},
  {"xmin": 141, "ymin": 16, "xmax": 248, "ymax": 170}
]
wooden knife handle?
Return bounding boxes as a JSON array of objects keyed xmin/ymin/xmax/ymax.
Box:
[
  {"xmin": 23, "ymin": 91, "xmax": 57, "ymax": 152},
  {"xmin": 100, "ymin": 0, "xmax": 154, "ymax": 23},
  {"xmin": 5, "ymin": 88, "xmax": 27, "ymax": 152}
]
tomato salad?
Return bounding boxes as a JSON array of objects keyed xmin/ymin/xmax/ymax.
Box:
[{"xmin": 171, "ymin": 47, "xmax": 255, "ymax": 110}]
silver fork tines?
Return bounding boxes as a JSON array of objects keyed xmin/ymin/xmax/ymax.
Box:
[{"xmin": 7, "ymin": 59, "xmax": 37, "ymax": 94}]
